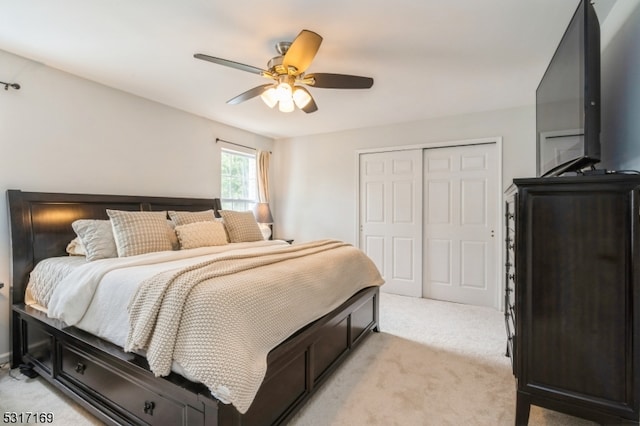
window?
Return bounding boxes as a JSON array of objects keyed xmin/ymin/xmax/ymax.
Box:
[{"xmin": 220, "ymin": 147, "xmax": 257, "ymax": 211}]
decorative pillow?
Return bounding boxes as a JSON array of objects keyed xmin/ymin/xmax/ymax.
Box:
[
  {"xmin": 65, "ymin": 237, "xmax": 87, "ymax": 256},
  {"xmin": 168, "ymin": 210, "xmax": 216, "ymax": 227},
  {"xmin": 175, "ymin": 221, "xmax": 228, "ymax": 249},
  {"xmin": 106, "ymin": 210, "xmax": 174, "ymax": 257},
  {"xmin": 219, "ymin": 210, "xmax": 264, "ymax": 243},
  {"xmin": 166, "ymin": 220, "xmax": 180, "ymax": 250},
  {"xmin": 72, "ymin": 219, "xmax": 118, "ymax": 261}
]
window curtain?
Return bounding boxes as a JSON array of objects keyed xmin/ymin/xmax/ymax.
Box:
[{"xmin": 257, "ymin": 150, "xmax": 270, "ymax": 203}]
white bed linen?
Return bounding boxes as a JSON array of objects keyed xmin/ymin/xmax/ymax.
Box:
[
  {"xmin": 42, "ymin": 240, "xmax": 289, "ymax": 346},
  {"xmin": 25, "ymin": 256, "xmax": 88, "ymax": 311}
]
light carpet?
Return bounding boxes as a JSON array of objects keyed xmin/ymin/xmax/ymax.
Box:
[{"xmin": 0, "ymin": 293, "xmax": 596, "ymax": 425}]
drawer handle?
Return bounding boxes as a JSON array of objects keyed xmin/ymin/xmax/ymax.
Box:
[
  {"xmin": 508, "ymin": 274, "xmax": 515, "ymax": 281},
  {"xmin": 74, "ymin": 362, "xmax": 86, "ymax": 375},
  {"xmin": 143, "ymin": 401, "xmax": 155, "ymax": 416}
]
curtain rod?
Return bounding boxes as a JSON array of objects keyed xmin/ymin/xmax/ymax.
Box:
[
  {"xmin": 215, "ymin": 138, "xmax": 271, "ymax": 154},
  {"xmin": 0, "ymin": 80, "xmax": 20, "ymax": 91}
]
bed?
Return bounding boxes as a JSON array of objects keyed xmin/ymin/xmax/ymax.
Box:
[{"xmin": 7, "ymin": 189, "xmax": 382, "ymax": 426}]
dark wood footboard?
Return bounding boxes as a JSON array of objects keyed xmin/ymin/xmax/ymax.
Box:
[{"xmin": 12, "ymin": 286, "xmax": 379, "ymax": 426}]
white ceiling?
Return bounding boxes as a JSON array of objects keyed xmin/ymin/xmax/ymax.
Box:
[{"xmin": 0, "ymin": 0, "xmax": 616, "ymax": 139}]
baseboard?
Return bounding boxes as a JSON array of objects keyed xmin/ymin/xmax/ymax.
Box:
[{"xmin": 0, "ymin": 352, "xmax": 10, "ymax": 365}]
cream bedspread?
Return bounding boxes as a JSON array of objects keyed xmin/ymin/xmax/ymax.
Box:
[{"xmin": 125, "ymin": 239, "xmax": 384, "ymax": 414}]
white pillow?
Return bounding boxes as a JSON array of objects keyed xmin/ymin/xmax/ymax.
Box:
[
  {"xmin": 71, "ymin": 219, "xmax": 118, "ymax": 261},
  {"xmin": 219, "ymin": 210, "xmax": 264, "ymax": 243},
  {"xmin": 107, "ymin": 210, "xmax": 174, "ymax": 257},
  {"xmin": 175, "ymin": 221, "xmax": 228, "ymax": 249}
]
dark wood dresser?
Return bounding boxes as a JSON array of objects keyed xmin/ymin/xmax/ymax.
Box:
[{"xmin": 505, "ymin": 174, "xmax": 640, "ymax": 425}]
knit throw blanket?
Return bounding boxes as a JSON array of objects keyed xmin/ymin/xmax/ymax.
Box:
[{"xmin": 125, "ymin": 239, "xmax": 384, "ymax": 413}]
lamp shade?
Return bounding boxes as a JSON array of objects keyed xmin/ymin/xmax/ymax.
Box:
[
  {"xmin": 293, "ymin": 87, "xmax": 312, "ymax": 108},
  {"xmin": 253, "ymin": 203, "xmax": 274, "ymax": 223},
  {"xmin": 278, "ymin": 97, "xmax": 294, "ymax": 113},
  {"xmin": 260, "ymin": 87, "xmax": 278, "ymax": 108}
]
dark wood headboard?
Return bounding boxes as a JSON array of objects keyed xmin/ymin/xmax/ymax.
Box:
[{"xmin": 7, "ymin": 189, "xmax": 222, "ymax": 305}]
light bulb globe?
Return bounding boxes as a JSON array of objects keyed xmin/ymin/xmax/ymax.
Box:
[
  {"xmin": 278, "ymin": 97, "xmax": 295, "ymax": 113},
  {"xmin": 260, "ymin": 87, "xmax": 278, "ymax": 108},
  {"xmin": 293, "ymin": 87, "xmax": 312, "ymax": 108}
]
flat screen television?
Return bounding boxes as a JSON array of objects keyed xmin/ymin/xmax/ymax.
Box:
[{"xmin": 536, "ymin": 0, "xmax": 601, "ymax": 177}]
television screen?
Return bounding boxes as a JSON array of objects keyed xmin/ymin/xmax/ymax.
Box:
[{"xmin": 536, "ymin": 0, "xmax": 600, "ymax": 177}]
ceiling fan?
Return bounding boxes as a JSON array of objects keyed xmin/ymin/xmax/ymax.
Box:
[{"xmin": 194, "ymin": 29, "xmax": 374, "ymax": 113}]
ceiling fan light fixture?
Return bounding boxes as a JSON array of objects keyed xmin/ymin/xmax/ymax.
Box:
[
  {"xmin": 278, "ymin": 97, "xmax": 295, "ymax": 113},
  {"xmin": 292, "ymin": 87, "xmax": 312, "ymax": 109},
  {"xmin": 260, "ymin": 87, "xmax": 278, "ymax": 108}
]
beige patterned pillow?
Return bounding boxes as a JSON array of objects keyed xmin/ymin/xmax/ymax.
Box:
[
  {"xmin": 168, "ymin": 210, "xmax": 216, "ymax": 226},
  {"xmin": 107, "ymin": 210, "xmax": 174, "ymax": 257},
  {"xmin": 175, "ymin": 221, "xmax": 228, "ymax": 249},
  {"xmin": 219, "ymin": 210, "xmax": 264, "ymax": 243},
  {"xmin": 72, "ymin": 219, "xmax": 118, "ymax": 261},
  {"xmin": 166, "ymin": 220, "xmax": 180, "ymax": 250}
]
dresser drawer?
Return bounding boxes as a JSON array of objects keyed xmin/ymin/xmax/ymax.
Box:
[
  {"xmin": 60, "ymin": 345, "xmax": 184, "ymax": 425},
  {"xmin": 506, "ymin": 279, "xmax": 515, "ymax": 309},
  {"xmin": 507, "ymin": 333, "xmax": 516, "ymax": 373},
  {"xmin": 505, "ymin": 299, "xmax": 516, "ymax": 373},
  {"xmin": 505, "ymin": 308, "xmax": 515, "ymax": 336},
  {"xmin": 506, "ymin": 235, "xmax": 515, "ymax": 257}
]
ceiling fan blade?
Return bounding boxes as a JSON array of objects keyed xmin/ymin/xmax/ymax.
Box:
[
  {"xmin": 306, "ymin": 73, "xmax": 374, "ymax": 89},
  {"xmin": 302, "ymin": 96, "xmax": 318, "ymax": 113},
  {"xmin": 282, "ymin": 30, "xmax": 323, "ymax": 76},
  {"xmin": 194, "ymin": 53, "xmax": 267, "ymax": 75},
  {"xmin": 227, "ymin": 84, "xmax": 274, "ymax": 105}
]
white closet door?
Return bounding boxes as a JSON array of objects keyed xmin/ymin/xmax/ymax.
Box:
[
  {"xmin": 423, "ymin": 143, "xmax": 498, "ymax": 307},
  {"xmin": 359, "ymin": 150, "xmax": 423, "ymax": 297}
]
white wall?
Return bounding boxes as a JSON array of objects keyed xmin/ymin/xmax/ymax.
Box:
[
  {"xmin": 272, "ymin": 106, "xmax": 535, "ymax": 245},
  {"xmin": 0, "ymin": 49, "xmax": 274, "ymax": 361}
]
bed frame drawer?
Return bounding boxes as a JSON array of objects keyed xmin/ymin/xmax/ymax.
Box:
[
  {"xmin": 60, "ymin": 344, "xmax": 184, "ymax": 426},
  {"xmin": 313, "ymin": 317, "xmax": 349, "ymax": 382},
  {"xmin": 19, "ymin": 316, "xmax": 54, "ymax": 375},
  {"xmin": 351, "ymin": 296, "xmax": 375, "ymax": 342}
]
